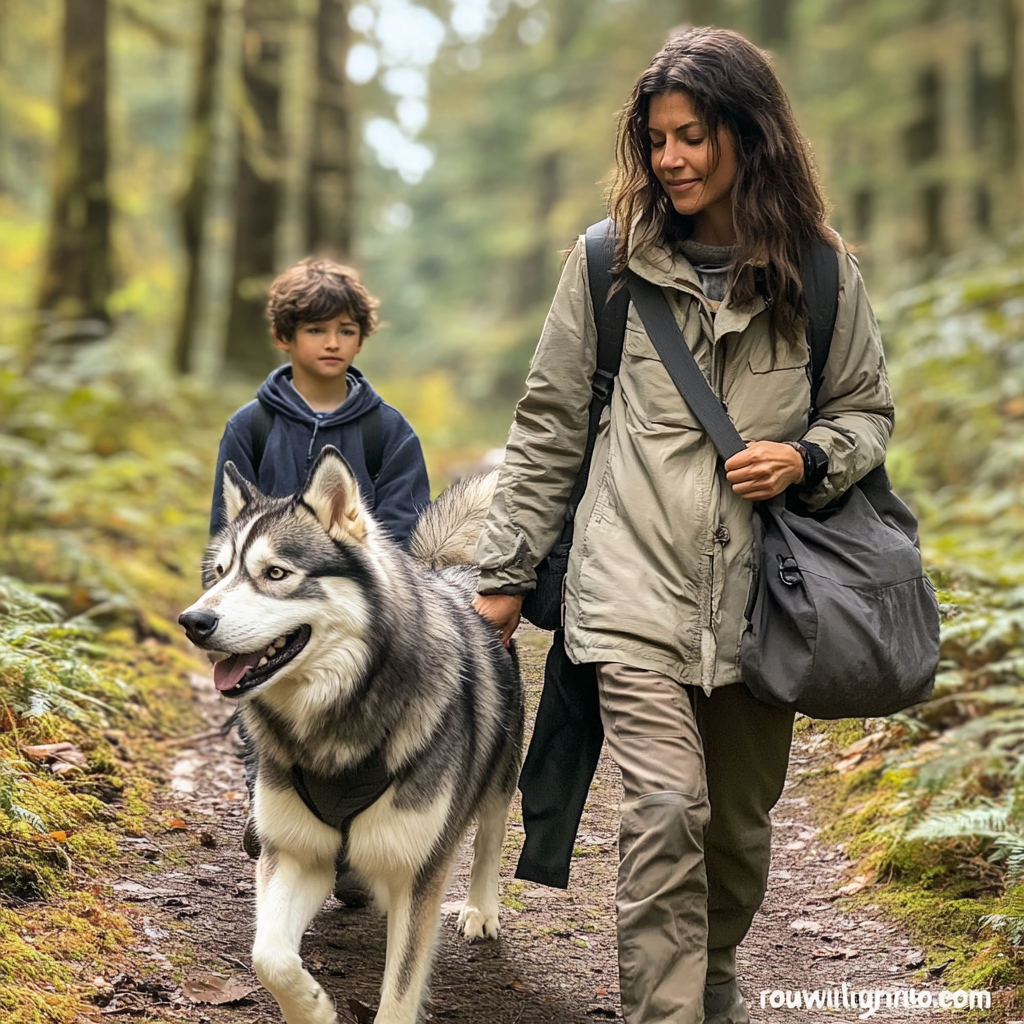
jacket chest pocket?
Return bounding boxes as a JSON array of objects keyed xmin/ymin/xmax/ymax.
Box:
[
  {"xmin": 734, "ymin": 339, "xmax": 811, "ymax": 440},
  {"xmin": 620, "ymin": 326, "xmax": 704, "ymax": 430}
]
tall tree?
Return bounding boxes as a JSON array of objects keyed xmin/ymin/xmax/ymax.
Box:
[
  {"xmin": 222, "ymin": 0, "xmax": 290, "ymax": 379},
  {"xmin": 305, "ymin": 0, "xmax": 353, "ymax": 257},
  {"xmin": 0, "ymin": 0, "xmax": 8, "ymax": 196},
  {"xmin": 37, "ymin": 0, "xmax": 113, "ymax": 344},
  {"xmin": 759, "ymin": 0, "xmax": 792, "ymax": 44},
  {"xmin": 174, "ymin": 0, "xmax": 226, "ymax": 375}
]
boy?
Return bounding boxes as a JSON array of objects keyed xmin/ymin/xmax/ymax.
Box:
[
  {"xmin": 210, "ymin": 257, "xmax": 430, "ymax": 545},
  {"xmin": 209, "ymin": 259, "xmax": 430, "ymax": 898}
]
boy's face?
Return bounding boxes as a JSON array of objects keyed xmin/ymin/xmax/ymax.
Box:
[{"xmin": 274, "ymin": 313, "xmax": 363, "ymax": 384}]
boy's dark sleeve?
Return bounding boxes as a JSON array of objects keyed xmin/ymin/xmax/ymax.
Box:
[
  {"xmin": 210, "ymin": 410, "xmax": 258, "ymax": 536},
  {"xmin": 372, "ymin": 409, "xmax": 430, "ymax": 548}
]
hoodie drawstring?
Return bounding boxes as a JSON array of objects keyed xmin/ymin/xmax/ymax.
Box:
[{"xmin": 306, "ymin": 418, "xmax": 321, "ymax": 464}]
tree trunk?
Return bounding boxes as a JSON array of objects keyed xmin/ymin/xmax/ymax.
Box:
[
  {"xmin": 759, "ymin": 0, "xmax": 792, "ymax": 44},
  {"xmin": 37, "ymin": 0, "xmax": 113, "ymax": 345},
  {"xmin": 174, "ymin": 0, "xmax": 226, "ymax": 375},
  {"xmin": 688, "ymin": 1, "xmax": 720, "ymax": 27},
  {"xmin": 222, "ymin": 0, "xmax": 290, "ymax": 379},
  {"xmin": 995, "ymin": 0, "xmax": 1019, "ymax": 172},
  {"xmin": 305, "ymin": 0, "xmax": 353, "ymax": 257},
  {"xmin": 0, "ymin": 0, "xmax": 8, "ymax": 196}
]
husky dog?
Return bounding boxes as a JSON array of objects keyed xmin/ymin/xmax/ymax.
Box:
[{"xmin": 178, "ymin": 447, "xmax": 524, "ymax": 1024}]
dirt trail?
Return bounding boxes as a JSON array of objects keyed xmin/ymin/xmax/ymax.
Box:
[{"xmin": 98, "ymin": 631, "xmax": 955, "ymax": 1023}]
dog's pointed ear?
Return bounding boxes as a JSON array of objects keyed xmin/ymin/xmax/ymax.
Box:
[
  {"xmin": 223, "ymin": 462, "xmax": 256, "ymax": 524},
  {"xmin": 300, "ymin": 447, "xmax": 367, "ymax": 543}
]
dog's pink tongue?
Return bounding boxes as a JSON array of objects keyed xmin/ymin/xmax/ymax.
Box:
[{"xmin": 213, "ymin": 651, "xmax": 263, "ymax": 692}]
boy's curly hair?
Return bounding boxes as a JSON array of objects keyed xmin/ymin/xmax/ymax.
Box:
[{"xmin": 267, "ymin": 258, "xmax": 380, "ymax": 341}]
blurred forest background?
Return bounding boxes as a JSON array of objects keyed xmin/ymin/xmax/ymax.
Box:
[
  {"xmin": 10, "ymin": 0, "xmax": 1024, "ymax": 1019},
  {"xmin": 4, "ymin": 0, "xmax": 1022, "ymax": 444}
]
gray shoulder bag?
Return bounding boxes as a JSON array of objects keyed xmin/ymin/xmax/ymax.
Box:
[{"xmin": 627, "ymin": 255, "xmax": 940, "ymax": 719}]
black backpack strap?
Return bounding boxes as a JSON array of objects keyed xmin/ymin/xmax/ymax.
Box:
[
  {"xmin": 586, "ymin": 218, "xmax": 630, "ymax": 402},
  {"xmin": 360, "ymin": 405, "xmax": 384, "ymax": 484},
  {"xmin": 549, "ymin": 219, "xmax": 629, "ymax": 547},
  {"xmin": 800, "ymin": 238, "xmax": 840, "ymax": 415},
  {"xmin": 251, "ymin": 401, "xmax": 274, "ymax": 474}
]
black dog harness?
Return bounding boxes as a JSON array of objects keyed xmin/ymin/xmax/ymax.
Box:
[{"xmin": 290, "ymin": 751, "xmax": 393, "ymax": 837}]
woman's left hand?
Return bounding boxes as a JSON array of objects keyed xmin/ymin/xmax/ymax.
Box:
[{"xmin": 724, "ymin": 441, "xmax": 804, "ymax": 501}]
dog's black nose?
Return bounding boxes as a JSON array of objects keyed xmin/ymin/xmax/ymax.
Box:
[{"xmin": 179, "ymin": 609, "xmax": 219, "ymax": 643}]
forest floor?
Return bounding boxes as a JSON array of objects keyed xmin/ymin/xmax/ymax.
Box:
[{"xmin": 85, "ymin": 629, "xmax": 1004, "ymax": 1024}]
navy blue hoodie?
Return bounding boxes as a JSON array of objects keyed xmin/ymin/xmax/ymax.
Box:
[{"xmin": 210, "ymin": 365, "xmax": 430, "ymax": 546}]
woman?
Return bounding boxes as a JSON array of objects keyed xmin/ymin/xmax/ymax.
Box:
[{"xmin": 473, "ymin": 27, "xmax": 893, "ymax": 1024}]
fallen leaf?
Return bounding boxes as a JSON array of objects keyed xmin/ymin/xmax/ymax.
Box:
[
  {"xmin": 811, "ymin": 947, "xmax": 861, "ymax": 960},
  {"xmin": 166, "ymin": 817, "xmax": 188, "ymax": 830},
  {"xmin": 790, "ymin": 918, "xmax": 823, "ymax": 935},
  {"xmin": 32, "ymin": 831, "xmax": 68, "ymax": 843},
  {"xmin": 199, "ymin": 831, "xmax": 217, "ymax": 848},
  {"xmin": 905, "ymin": 948, "xmax": 926, "ymax": 968},
  {"xmin": 111, "ymin": 881, "xmax": 189, "ymax": 901},
  {"xmin": 832, "ymin": 873, "xmax": 872, "ymax": 898},
  {"xmin": 22, "ymin": 742, "xmax": 89, "ymax": 771},
  {"xmin": 180, "ymin": 974, "xmax": 256, "ymax": 1005},
  {"xmin": 505, "ymin": 978, "xmax": 533, "ymax": 994},
  {"xmin": 348, "ymin": 997, "xmax": 376, "ymax": 1023}
]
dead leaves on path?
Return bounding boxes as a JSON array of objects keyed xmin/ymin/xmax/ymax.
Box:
[
  {"xmin": 179, "ymin": 973, "xmax": 258, "ymax": 1005},
  {"xmin": 90, "ymin": 969, "xmax": 257, "ymax": 1014},
  {"xmin": 22, "ymin": 741, "xmax": 89, "ymax": 774}
]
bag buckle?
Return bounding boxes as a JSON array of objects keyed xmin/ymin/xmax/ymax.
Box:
[
  {"xmin": 591, "ymin": 369, "xmax": 615, "ymax": 403},
  {"xmin": 777, "ymin": 554, "xmax": 802, "ymax": 586}
]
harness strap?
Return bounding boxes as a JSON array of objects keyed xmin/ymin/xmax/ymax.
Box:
[{"xmin": 290, "ymin": 750, "xmax": 393, "ymax": 837}]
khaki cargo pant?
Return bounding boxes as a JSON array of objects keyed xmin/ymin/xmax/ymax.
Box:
[{"xmin": 597, "ymin": 664, "xmax": 794, "ymax": 1024}]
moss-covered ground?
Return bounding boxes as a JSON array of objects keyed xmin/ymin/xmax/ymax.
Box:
[{"xmin": 0, "ymin": 345, "xmax": 237, "ymax": 1021}]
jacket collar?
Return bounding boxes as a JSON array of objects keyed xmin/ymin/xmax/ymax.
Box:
[{"xmin": 626, "ymin": 234, "xmax": 767, "ymax": 338}]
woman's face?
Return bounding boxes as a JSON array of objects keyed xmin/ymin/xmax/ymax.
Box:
[{"xmin": 648, "ymin": 91, "xmax": 738, "ymax": 239}]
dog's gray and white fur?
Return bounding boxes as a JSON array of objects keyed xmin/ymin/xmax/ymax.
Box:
[{"xmin": 179, "ymin": 447, "xmax": 523, "ymax": 1024}]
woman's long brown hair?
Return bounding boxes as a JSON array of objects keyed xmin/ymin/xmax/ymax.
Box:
[{"xmin": 608, "ymin": 27, "xmax": 831, "ymax": 344}]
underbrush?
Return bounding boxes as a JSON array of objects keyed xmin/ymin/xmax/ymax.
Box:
[
  {"xmin": 814, "ymin": 252, "xmax": 1024, "ymax": 1011},
  {"xmin": 0, "ymin": 344, "xmax": 238, "ymax": 1022}
]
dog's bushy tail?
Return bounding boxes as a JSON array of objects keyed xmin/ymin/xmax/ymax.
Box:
[{"xmin": 408, "ymin": 471, "xmax": 499, "ymax": 569}]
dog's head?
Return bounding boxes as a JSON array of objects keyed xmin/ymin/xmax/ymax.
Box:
[{"xmin": 179, "ymin": 447, "xmax": 378, "ymax": 699}]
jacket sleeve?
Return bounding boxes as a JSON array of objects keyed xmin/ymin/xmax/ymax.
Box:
[
  {"xmin": 209, "ymin": 407, "xmax": 258, "ymax": 536},
  {"xmin": 800, "ymin": 251, "xmax": 895, "ymax": 509},
  {"xmin": 475, "ymin": 239, "xmax": 599, "ymax": 594},
  {"xmin": 371, "ymin": 411, "xmax": 431, "ymax": 549}
]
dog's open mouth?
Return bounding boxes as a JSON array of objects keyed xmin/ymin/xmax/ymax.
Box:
[{"xmin": 213, "ymin": 625, "xmax": 312, "ymax": 697}]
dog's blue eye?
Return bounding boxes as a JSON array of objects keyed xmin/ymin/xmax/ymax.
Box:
[{"xmin": 267, "ymin": 566, "xmax": 289, "ymax": 581}]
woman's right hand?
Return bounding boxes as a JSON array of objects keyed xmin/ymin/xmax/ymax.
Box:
[{"xmin": 472, "ymin": 593, "xmax": 524, "ymax": 647}]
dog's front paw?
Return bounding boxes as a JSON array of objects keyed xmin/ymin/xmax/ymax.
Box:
[{"xmin": 457, "ymin": 903, "xmax": 499, "ymax": 941}]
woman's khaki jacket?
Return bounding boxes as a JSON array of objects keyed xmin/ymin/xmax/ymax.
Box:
[{"xmin": 475, "ymin": 233, "xmax": 894, "ymax": 692}]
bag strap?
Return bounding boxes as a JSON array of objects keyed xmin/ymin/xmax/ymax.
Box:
[
  {"xmin": 627, "ymin": 274, "xmax": 746, "ymax": 460},
  {"xmin": 550, "ymin": 219, "xmax": 629, "ymax": 551},
  {"xmin": 251, "ymin": 400, "xmax": 385, "ymax": 484},
  {"xmin": 360, "ymin": 405, "xmax": 384, "ymax": 483},
  {"xmin": 801, "ymin": 239, "xmax": 840, "ymax": 415},
  {"xmin": 627, "ymin": 239, "xmax": 841, "ymax": 463},
  {"xmin": 251, "ymin": 401, "xmax": 274, "ymax": 473}
]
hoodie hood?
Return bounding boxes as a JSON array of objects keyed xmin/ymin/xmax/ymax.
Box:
[{"xmin": 256, "ymin": 365, "xmax": 382, "ymax": 427}]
